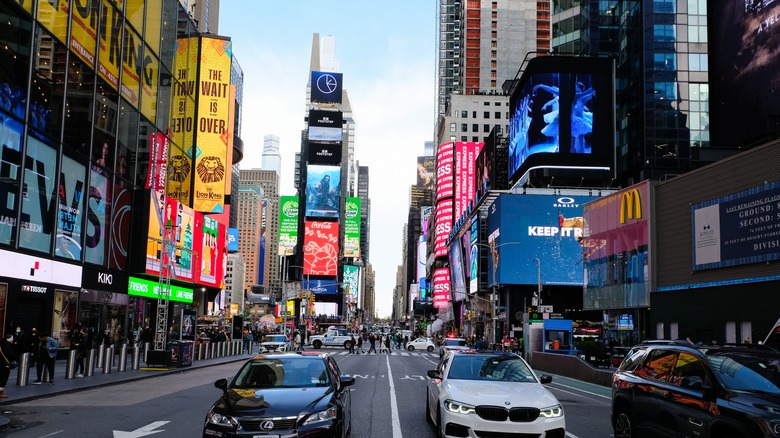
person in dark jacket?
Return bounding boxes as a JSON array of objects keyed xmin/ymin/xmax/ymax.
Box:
[
  {"xmin": 70, "ymin": 325, "xmax": 87, "ymax": 377},
  {"xmin": 25, "ymin": 327, "xmax": 39, "ymax": 368},
  {"xmin": 0, "ymin": 333, "xmax": 18, "ymax": 398}
]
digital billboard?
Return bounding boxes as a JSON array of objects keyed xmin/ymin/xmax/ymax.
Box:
[
  {"xmin": 344, "ymin": 197, "xmax": 361, "ymax": 257},
  {"xmin": 55, "ymin": 156, "xmax": 86, "ymax": 261},
  {"xmin": 436, "ymin": 142, "xmax": 454, "ymax": 201},
  {"xmin": 417, "ymin": 156, "xmax": 435, "ymax": 190},
  {"xmin": 303, "ymin": 220, "xmax": 339, "ymax": 276},
  {"xmin": 311, "ymin": 71, "xmax": 343, "ymax": 104},
  {"xmin": 448, "ymin": 237, "xmax": 467, "ymax": 302},
  {"xmin": 228, "ymin": 228, "xmax": 239, "ymax": 252},
  {"xmin": 432, "ymin": 267, "xmax": 450, "ymax": 309},
  {"xmin": 454, "ymin": 141, "xmax": 483, "ymax": 220},
  {"xmin": 108, "ymin": 180, "xmax": 132, "ymax": 270},
  {"xmin": 193, "ymin": 36, "xmax": 232, "ymax": 213},
  {"xmin": 303, "ymin": 278, "xmax": 339, "ymax": 295},
  {"xmin": 582, "ymin": 182, "xmax": 650, "ymax": 309},
  {"xmin": 508, "ymin": 56, "xmax": 614, "ymax": 187},
  {"xmin": 486, "ymin": 193, "xmax": 598, "ymax": 286},
  {"xmin": 709, "ymin": 2, "xmax": 780, "ymax": 148},
  {"xmin": 305, "ymin": 165, "xmax": 341, "ymax": 218},
  {"xmin": 343, "ymin": 264, "xmax": 360, "ymax": 303},
  {"xmin": 474, "ymin": 139, "xmax": 495, "ymax": 204},
  {"xmin": 434, "ymin": 198, "xmax": 453, "ymax": 258},
  {"xmin": 308, "ymin": 110, "xmax": 343, "ymax": 143},
  {"xmin": 278, "ymin": 195, "xmax": 299, "ymax": 255},
  {"xmin": 128, "ymin": 276, "xmax": 193, "ymax": 303},
  {"xmin": 168, "ymin": 37, "xmax": 198, "ymax": 204},
  {"xmin": 195, "ymin": 214, "xmax": 227, "ymax": 288},
  {"xmin": 145, "ymin": 191, "xmax": 196, "ymax": 282},
  {"xmin": 307, "ymin": 141, "xmax": 342, "ymax": 165}
]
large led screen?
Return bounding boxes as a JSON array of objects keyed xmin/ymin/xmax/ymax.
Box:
[
  {"xmin": 454, "ymin": 142, "xmax": 482, "ymax": 220},
  {"xmin": 305, "ymin": 165, "xmax": 341, "ymax": 218},
  {"xmin": 311, "ymin": 71, "xmax": 343, "ymax": 104},
  {"xmin": 146, "ymin": 191, "xmax": 196, "ymax": 282},
  {"xmin": 434, "ymin": 198, "xmax": 453, "ymax": 258},
  {"xmin": 343, "ymin": 264, "xmax": 360, "ymax": 302},
  {"xmin": 432, "ymin": 267, "xmax": 450, "ymax": 309},
  {"xmin": 448, "ymin": 236, "xmax": 467, "ymax": 302},
  {"xmin": 709, "ymin": 2, "xmax": 780, "ymax": 148},
  {"xmin": 303, "ymin": 220, "xmax": 339, "ymax": 276},
  {"xmin": 308, "ymin": 110, "xmax": 342, "ymax": 143},
  {"xmin": 508, "ymin": 56, "xmax": 614, "ymax": 187},
  {"xmin": 417, "ymin": 156, "xmax": 435, "ymax": 191},
  {"xmin": 343, "ymin": 197, "xmax": 361, "ymax": 257},
  {"xmin": 278, "ymin": 195, "xmax": 299, "ymax": 255},
  {"xmin": 474, "ymin": 140, "xmax": 495, "ymax": 204},
  {"xmin": 436, "ymin": 142, "xmax": 454, "ymax": 201},
  {"xmin": 486, "ymin": 193, "xmax": 598, "ymax": 286}
]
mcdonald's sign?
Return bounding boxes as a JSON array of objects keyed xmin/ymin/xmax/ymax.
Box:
[{"xmin": 619, "ymin": 189, "xmax": 642, "ymax": 224}]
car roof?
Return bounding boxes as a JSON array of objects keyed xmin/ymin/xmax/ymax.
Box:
[{"xmin": 249, "ymin": 351, "xmax": 328, "ymax": 360}]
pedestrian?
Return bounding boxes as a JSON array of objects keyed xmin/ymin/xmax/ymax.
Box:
[
  {"xmin": 11, "ymin": 327, "xmax": 24, "ymax": 356},
  {"xmin": 349, "ymin": 335, "xmax": 356, "ymax": 354},
  {"xmin": 0, "ymin": 333, "xmax": 18, "ymax": 398},
  {"xmin": 403, "ymin": 335, "xmax": 409, "ymax": 348},
  {"xmin": 138, "ymin": 325, "xmax": 153, "ymax": 346},
  {"xmin": 70, "ymin": 324, "xmax": 86, "ymax": 377},
  {"xmin": 25, "ymin": 327, "xmax": 39, "ymax": 368},
  {"xmin": 32, "ymin": 331, "xmax": 58, "ymax": 385},
  {"xmin": 294, "ymin": 331, "xmax": 303, "ymax": 352},
  {"xmin": 384, "ymin": 334, "xmax": 391, "ymax": 353},
  {"xmin": 368, "ymin": 334, "xmax": 377, "ymax": 354},
  {"xmin": 245, "ymin": 330, "xmax": 254, "ymax": 355},
  {"xmin": 357, "ymin": 334, "xmax": 364, "ymax": 354}
]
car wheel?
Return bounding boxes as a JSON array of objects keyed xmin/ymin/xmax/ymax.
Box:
[
  {"xmin": 313, "ymin": 340, "xmax": 322, "ymax": 349},
  {"xmin": 437, "ymin": 406, "xmax": 445, "ymax": 438},
  {"xmin": 425, "ymin": 390, "xmax": 432, "ymax": 423},
  {"xmin": 344, "ymin": 340, "xmax": 351, "ymax": 349},
  {"xmin": 427, "ymin": 346, "xmax": 434, "ymax": 352},
  {"xmin": 613, "ymin": 406, "xmax": 635, "ymax": 438},
  {"xmin": 408, "ymin": 345, "xmax": 415, "ymax": 351}
]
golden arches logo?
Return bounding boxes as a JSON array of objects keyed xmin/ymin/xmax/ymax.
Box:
[{"xmin": 619, "ymin": 189, "xmax": 642, "ymax": 224}]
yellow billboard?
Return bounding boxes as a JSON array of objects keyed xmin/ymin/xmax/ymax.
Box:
[
  {"xmin": 97, "ymin": 2, "xmax": 123, "ymax": 92},
  {"xmin": 167, "ymin": 37, "xmax": 199, "ymax": 205},
  {"xmin": 193, "ymin": 36, "xmax": 232, "ymax": 213},
  {"xmin": 139, "ymin": 43, "xmax": 159, "ymax": 122},
  {"xmin": 36, "ymin": 0, "xmax": 69, "ymax": 43},
  {"xmin": 70, "ymin": 0, "xmax": 99, "ymax": 67},
  {"xmin": 120, "ymin": 25, "xmax": 142, "ymax": 108}
]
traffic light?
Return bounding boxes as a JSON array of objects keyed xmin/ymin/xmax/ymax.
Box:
[{"xmin": 308, "ymin": 294, "xmax": 315, "ymax": 316}]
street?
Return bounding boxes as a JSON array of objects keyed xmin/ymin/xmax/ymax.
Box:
[{"xmin": 1, "ymin": 347, "xmax": 613, "ymax": 437}]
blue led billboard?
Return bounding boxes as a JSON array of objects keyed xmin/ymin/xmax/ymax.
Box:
[
  {"xmin": 311, "ymin": 71, "xmax": 343, "ymax": 104},
  {"xmin": 508, "ymin": 56, "xmax": 614, "ymax": 187},
  {"xmin": 305, "ymin": 165, "xmax": 341, "ymax": 218},
  {"xmin": 486, "ymin": 193, "xmax": 598, "ymax": 286}
]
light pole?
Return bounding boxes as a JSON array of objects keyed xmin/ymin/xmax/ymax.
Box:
[{"xmin": 533, "ymin": 257, "xmax": 542, "ymax": 309}]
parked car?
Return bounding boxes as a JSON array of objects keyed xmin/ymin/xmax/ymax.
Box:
[
  {"xmin": 611, "ymin": 339, "xmax": 780, "ymax": 438},
  {"xmin": 258, "ymin": 334, "xmax": 290, "ymax": 353},
  {"xmin": 203, "ymin": 352, "xmax": 355, "ymax": 437},
  {"xmin": 439, "ymin": 337, "xmax": 470, "ymax": 358},
  {"xmin": 407, "ymin": 337, "xmax": 435, "ymax": 352},
  {"xmin": 426, "ymin": 350, "xmax": 565, "ymax": 438}
]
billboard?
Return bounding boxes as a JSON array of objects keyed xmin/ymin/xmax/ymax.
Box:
[
  {"xmin": 709, "ymin": 2, "xmax": 780, "ymax": 148},
  {"xmin": 432, "ymin": 267, "xmax": 450, "ymax": 309},
  {"xmin": 308, "ymin": 110, "xmax": 343, "ymax": 143},
  {"xmin": 303, "ymin": 278, "xmax": 339, "ymax": 295},
  {"xmin": 70, "ymin": 0, "xmax": 98, "ymax": 67},
  {"xmin": 193, "ymin": 36, "xmax": 232, "ymax": 213},
  {"xmin": 486, "ymin": 193, "xmax": 598, "ymax": 286},
  {"xmin": 434, "ymin": 198, "xmax": 453, "ymax": 258},
  {"xmin": 305, "ymin": 165, "xmax": 341, "ymax": 218},
  {"xmin": 145, "ymin": 191, "xmax": 196, "ymax": 282},
  {"xmin": 128, "ymin": 276, "xmax": 193, "ymax": 303},
  {"xmin": 278, "ymin": 195, "xmax": 299, "ymax": 255},
  {"xmin": 436, "ymin": 142, "xmax": 454, "ymax": 201},
  {"xmin": 228, "ymin": 228, "xmax": 239, "ymax": 252},
  {"xmin": 108, "ymin": 181, "xmax": 132, "ymax": 270},
  {"xmin": 96, "ymin": 3, "xmax": 122, "ymax": 94},
  {"xmin": 474, "ymin": 139, "xmax": 495, "ymax": 204},
  {"xmin": 417, "ymin": 156, "xmax": 435, "ymax": 190},
  {"xmin": 448, "ymin": 237, "xmax": 467, "ymax": 302},
  {"xmin": 454, "ymin": 141, "xmax": 483, "ymax": 220},
  {"xmin": 417, "ymin": 235, "xmax": 427, "ymax": 298},
  {"xmin": 311, "ymin": 71, "xmax": 343, "ymax": 104},
  {"xmin": 508, "ymin": 56, "xmax": 614, "ymax": 186},
  {"xmin": 692, "ymin": 180, "xmax": 780, "ymax": 271},
  {"xmin": 582, "ymin": 182, "xmax": 651, "ymax": 309},
  {"xmin": 343, "ymin": 264, "xmax": 360, "ymax": 303},
  {"xmin": 195, "ymin": 214, "xmax": 227, "ymax": 288},
  {"xmin": 344, "ymin": 197, "xmax": 361, "ymax": 257},
  {"xmin": 168, "ymin": 37, "xmax": 198, "ymax": 205},
  {"xmin": 55, "ymin": 156, "xmax": 86, "ymax": 261},
  {"xmin": 303, "ymin": 220, "xmax": 339, "ymax": 276}
]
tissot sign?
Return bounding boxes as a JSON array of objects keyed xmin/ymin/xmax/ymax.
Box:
[{"xmin": 82, "ymin": 266, "xmax": 129, "ymax": 292}]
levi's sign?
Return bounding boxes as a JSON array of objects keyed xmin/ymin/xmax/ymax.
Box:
[{"xmin": 128, "ymin": 276, "xmax": 193, "ymax": 303}]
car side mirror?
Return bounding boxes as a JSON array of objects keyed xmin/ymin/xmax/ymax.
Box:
[
  {"xmin": 539, "ymin": 375, "xmax": 553, "ymax": 384},
  {"xmin": 341, "ymin": 375, "xmax": 356, "ymax": 387},
  {"xmin": 427, "ymin": 370, "xmax": 441, "ymax": 379},
  {"xmin": 681, "ymin": 376, "xmax": 705, "ymax": 391},
  {"xmin": 215, "ymin": 378, "xmax": 228, "ymax": 392}
]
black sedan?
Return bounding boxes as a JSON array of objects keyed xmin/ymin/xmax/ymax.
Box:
[{"xmin": 203, "ymin": 352, "xmax": 355, "ymax": 437}]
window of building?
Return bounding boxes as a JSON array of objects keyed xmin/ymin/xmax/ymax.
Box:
[
  {"xmin": 472, "ymin": 124, "xmax": 478, "ymax": 132},
  {"xmin": 472, "ymin": 111, "xmax": 477, "ymax": 118},
  {"xmin": 495, "ymin": 111, "xmax": 501, "ymax": 119},
  {"xmin": 461, "ymin": 136, "xmax": 468, "ymax": 142},
  {"xmin": 472, "ymin": 136, "xmax": 479, "ymax": 142},
  {"xmin": 461, "ymin": 110, "xmax": 468, "ymax": 118},
  {"xmin": 461, "ymin": 123, "xmax": 468, "ymax": 132},
  {"xmin": 450, "ymin": 123, "xmax": 456, "ymax": 132},
  {"xmin": 483, "ymin": 124, "xmax": 490, "ymax": 133},
  {"xmin": 484, "ymin": 111, "xmax": 490, "ymax": 118}
]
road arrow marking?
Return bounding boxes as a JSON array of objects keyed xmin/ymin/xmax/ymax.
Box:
[{"xmin": 113, "ymin": 421, "xmax": 170, "ymax": 438}]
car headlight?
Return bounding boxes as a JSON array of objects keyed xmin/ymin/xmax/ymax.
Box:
[
  {"xmin": 206, "ymin": 410, "xmax": 239, "ymax": 427},
  {"xmin": 750, "ymin": 414, "xmax": 780, "ymax": 437},
  {"xmin": 302, "ymin": 406, "xmax": 338, "ymax": 425},
  {"xmin": 444, "ymin": 399, "xmax": 476, "ymax": 415},
  {"xmin": 539, "ymin": 404, "xmax": 564, "ymax": 418}
]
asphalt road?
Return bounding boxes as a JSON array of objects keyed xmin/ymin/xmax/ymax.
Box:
[{"xmin": 0, "ymin": 346, "xmax": 613, "ymax": 437}]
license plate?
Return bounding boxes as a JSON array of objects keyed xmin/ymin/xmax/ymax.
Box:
[{"xmin": 252, "ymin": 435, "xmax": 279, "ymax": 438}]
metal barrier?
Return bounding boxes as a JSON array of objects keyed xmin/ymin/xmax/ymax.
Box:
[
  {"xmin": 132, "ymin": 343, "xmax": 141, "ymax": 370},
  {"xmin": 65, "ymin": 350, "xmax": 78, "ymax": 379},
  {"xmin": 86, "ymin": 349, "xmax": 96, "ymax": 377},
  {"xmin": 118, "ymin": 343, "xmax": 128, "ymax": 372},
  {"xmin": 197, "ymin": 342, "xmax": 204, "ymax": 360},
  {"xmin": 16, "ymin": 352, "xmax": 30, "ymax": 386},
  {"xmin": 102, "ymin": 346, "xmax": 113, "ymax": 374}
]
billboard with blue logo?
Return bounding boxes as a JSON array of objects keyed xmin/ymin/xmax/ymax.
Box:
[
  {"xmin": 227, "ymin": 228, "xmax": 239, "ymax": 252},
  {"xmin": 487, "ymin": 193, "xmax": 597, "ymax": 286},
  {"xmin": 311, "ymin": 71, "xmax": 343, "ymax": 104}
]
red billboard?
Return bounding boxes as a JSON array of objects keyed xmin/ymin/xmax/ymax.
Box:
[
  {"xmin": 432, "ymin": 267, "xmax": 451, "ymax": 309},
  {"xmin": 436, "ymin": 142, "xmax": 454, "ymax": 201},
  {"xmin": 434, "ymin": 198, "xmax": 453, "ymax": 258},
  {"xmin": 455, "ymin": 141, "xmax": 483, "ymax": 220},
  {"xmin": 304, "ymin": 220, "xmax": 339, "ymax": 276}
]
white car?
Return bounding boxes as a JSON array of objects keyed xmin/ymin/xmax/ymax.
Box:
[
  {"xmin": 439, "ymin": 337, "xmax": 470, "ymax": 358},
  {"xmin": 407, "ymin": 337, "xmax": 435, "ymax": 352},
  {"xmin": 426, "ymin": 351, "xmax": 565, "ymax": 437},
  {"xmin": 259, "ymin": 334, "xmax": 290, "ymax": 352}
]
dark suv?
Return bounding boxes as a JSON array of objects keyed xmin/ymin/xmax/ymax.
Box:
[{"xmin": 611, "ymin": 340, "xmax": 780, "ymax": 437}]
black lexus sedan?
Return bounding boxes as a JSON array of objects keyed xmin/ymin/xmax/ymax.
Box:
[{"xmin": 203, "ymin": 352, "xmax": 355, "ymax": 438}]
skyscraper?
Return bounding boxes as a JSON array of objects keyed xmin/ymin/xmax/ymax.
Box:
[
  {"xmin": 239, "ymin": 169, "xmax": 281, "ymax": 297},
  {"xmin": 262, "ymin": 134, "xmax": 282, "ymax": 176}
]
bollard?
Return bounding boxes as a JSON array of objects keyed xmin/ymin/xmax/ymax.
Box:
[
  {"xmin": 102, "ymin": 346, "xmax": 113, "ymax": 374},
  {"xmin": 16, "ymin": 352, "xmax": 30, "ymax": 386},
  {"xmin": 65, "ymin": 349, "xmax": 78, "ymax": 379},
  {"xmin": 97, "ymin": 344, "xmax": 105, "ymax": 366},
  {"xmin": 132, "ymin": 344, "xmax": 141, "ymax": 370},
  {"xmin": 210, "ymin": 342, "xmax": 216, "ymax": 359},
  {"xmin": 86, "ymin": 348, "xmax": 96, "ymax": 377},
  {"xmin": 118, "ymin": 343, "xmax": 128, "ymax": 372},
  {"xmin": 143, "ymin": 342, "xmax": 151, "ymax": 365}
]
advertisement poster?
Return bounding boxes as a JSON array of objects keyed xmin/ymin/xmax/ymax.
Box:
[
  {"xmin": 310, "ymin": 71, "xmax": 343, "ymax": 104},
  {"xmin": 305, "ymin": 165, "xmax": 341, "ymax": 218},
  {"xmin": 278, "ymin": 195, "xmax": 299, "ymax": 255},
  {"xmin": 436, "ymin": 142, "xmax": 454, "ymax": 201},
  {"xmin": 432, "ymin": 267, "xmax": 451, "ymax": 309},
  {"xmin": 96, "ymin": 3, "xmax": 123, "ymax": 94},
  {"xmin": 146, "ymin": 131, "xmax": 168, "ymax": 192},
  {"xmin": 344, "ymin": 197, "xmax": 361, "ymax": 257},
  {"xmin": 417, "ymin": 156, "xmax": 435, "ymax": 190},
  {"xmin": 52, "ymin": 289, "xmax": 78, "ymax": 348},
  {"xmin": 20, "ymin": 136, "xmax": 57, "ymax": 254},
  {"xmin": 168, "ymin": 37, "xmax": 198, "ymax": 204},
  {"xmin": 193, "ymin": 36, "xmax": 232, "ymax": 213},
  {"xmin": 434, "ymin": 198, "xmax": 453, "ymax": 258},
  {"xmin": 55, "ymin": 156, "xmax": 86, "ymax": 261},
  {"xmin": 454, "ymin": 142, "xmax": 482, "ymax": 220},
  {"xmin": 109, "ymin": 181, "xmax": 133, "ymax": 270},
  {"xmin": 0, "ymin": 117, "xmax": 23, "ymax": 246},
  {"xmin": 69, "ymin": 0, "xmax": 98, "ymax": 67},
  {"xmin": 85, "ymin": 166, "xmax": 112, "ymax": 265},
  {"xmin": 145, "ymin": 191, "xmax": 195, "ymax": 282},
  {"xmin": 343, "ymin": 264, "xmax": 360, "ymax": 303},
  {"xmin": 303, "ymin": 220, "xmax": 339, "ymax": 276}
]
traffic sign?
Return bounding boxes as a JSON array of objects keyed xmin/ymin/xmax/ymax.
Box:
[{"xmin": 280, "ymin": 311, "xmax": 289, "ymax": 316}]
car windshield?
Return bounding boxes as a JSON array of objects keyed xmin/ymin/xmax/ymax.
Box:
[
  {"xmin": 264, "ymin": 335, "xmax": 286, "ymax": 343},
  {"xmin": 444, "ymin": 339, "xmax": 467, "ymax": 347},
  {"xmin": 447, "ymin": 355, "xmax": 536, "ymax": 383},
  {"xmin": 704, "ymin": 352, "xmax": 780, "ymax": 394},
  {"xmin": 232, "ymin": 358, "xmax": 330, "ymax": 389}
]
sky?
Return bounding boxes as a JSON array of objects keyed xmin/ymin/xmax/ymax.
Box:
[{"xmin": 218, "ymin": 2, "xmax": 437, "ymax": 319}]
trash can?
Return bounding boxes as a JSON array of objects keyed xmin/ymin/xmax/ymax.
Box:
[
  {"xmin": 168, "ymin": 341, "xmax": 182, "ymax": 367},
  {"xmin": 179, "ymin": 340, "xmax": 193, "ymax": 367}
]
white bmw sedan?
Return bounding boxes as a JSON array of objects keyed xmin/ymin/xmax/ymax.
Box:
[{"xmin": 426, "ymin": 351, "xmax": 565, "ymax": 438}]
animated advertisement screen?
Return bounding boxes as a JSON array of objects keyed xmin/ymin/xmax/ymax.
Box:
[
  {"xmin": 709, "ymin": 2, "xmax": 780, "ymax": 148},
  {"xmin": 486, "ymin": 193, "xmax": 597, "ymax": 286},
  {"xmin": 278, "ymin": 195, "xmax": 299, "ymax": 255},
  {"xmin": 305, "ymin": 165, "xmax": 341, "ymax": 218},
  {"xmin": 311, "ymin": 71, "xmax": 343, "ymax": 104},
  {"xmin": 145, "ymin": 191, "xmax": 196, "ymax": 282},
  {"xmin": 508, "ymin": 56, "xmax": 614, "ymax": 186},
  {"xmin": 308, "ymin": 110, "xmax": 342, "ymax": 143},
  {"xmin": 436, "ymin": 142, "xmax": 454, "ymax": 201},
  {"xmin": 432, "ymin": 267, "xmax": 450, "ymax": 309},
  {"xmin": 448, "ymin": 237, "xmax": 467, "ymax": 302},
  {"xmin": 303, "ymin": 220, "xmax": 339, "ymax": 276},
  {"xmin": 454, "ymin": 141, "xmax": 482, "ymax": 220},
  {"xmin": 474, "ymin": 140, "xmax": 495, "ymax": 204}
]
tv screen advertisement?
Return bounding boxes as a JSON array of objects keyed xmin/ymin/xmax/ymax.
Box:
[
  {"xmin": 145, "ymin": 191, "xmax": 196, "ymax": 282},
  {"xmin": 486, "ymin": 193, "xmax": 597, "ymax": 286},
  {"xmin": 305, "ymin": 165, "xmax": 341, "ymax": 218},
  {"xmin": 278, "ymin": 195, "xmax": 299, "ymax": 256},
  {"xmin": 343, "ymin": 197, "xmax": 361, "ymax": 257},
  {"xmin": 474, "ymin": 140, "xmax": 495, "ymax": 204},
  {"xmin": 311, "ymin": 71, "xmax": 343, "ymax": 104},
  {"xmin": 417, "ymin": 156, "xmax": 435, "ymax": 190},
  {"xmin": 228, "ymin": 227, "xmax": 239, "ymax": 252},
  {"xmin": 454, "ymin": 142, "xmax": 483, "ymax": 220},
  {"xmin": 508, "ymin": 56, "xmax": 614, "ymax": 186},
  {"xmin": 308, "ymin": 110, "xmax": 343, "ymax": 143},
  {"xmin": 303, "ymin": 278, "xmax": 339, "ymax": 295},
  {"xmin": 448, "ymin": 238, "xmax": 467, "ymax": 302},
  {"xmin": 343, "ymin": 264, "xmax": 360, "ymax": 302},
  {"xmin": 303, "ymin": 220, "xmax": 339, "ymax": 276}
]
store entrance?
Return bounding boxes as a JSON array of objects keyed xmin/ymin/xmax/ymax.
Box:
[{"xmin": 78, "ymin": 302, "xmax": 127, "ymax": 348}]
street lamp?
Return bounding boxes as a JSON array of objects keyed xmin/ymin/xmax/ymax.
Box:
[{"xmin": 533, "ymin": 257, "xmax": 542, "ymax": 308}]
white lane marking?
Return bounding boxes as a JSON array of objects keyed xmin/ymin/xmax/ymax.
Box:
[
  {"xmin": 37, "ymin": 431, "xmax": 65, "ymax": 437},
  {"xmin": 549, "ymin": 384, "xmax": 611, "ymax": 401},
  {"xmin": 386, "ymin": 354, "xmax": 403, "ymax": 438},
  {"xmin": 566, "ymin": 432, "xmax": 581, "ymax": 438}
]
